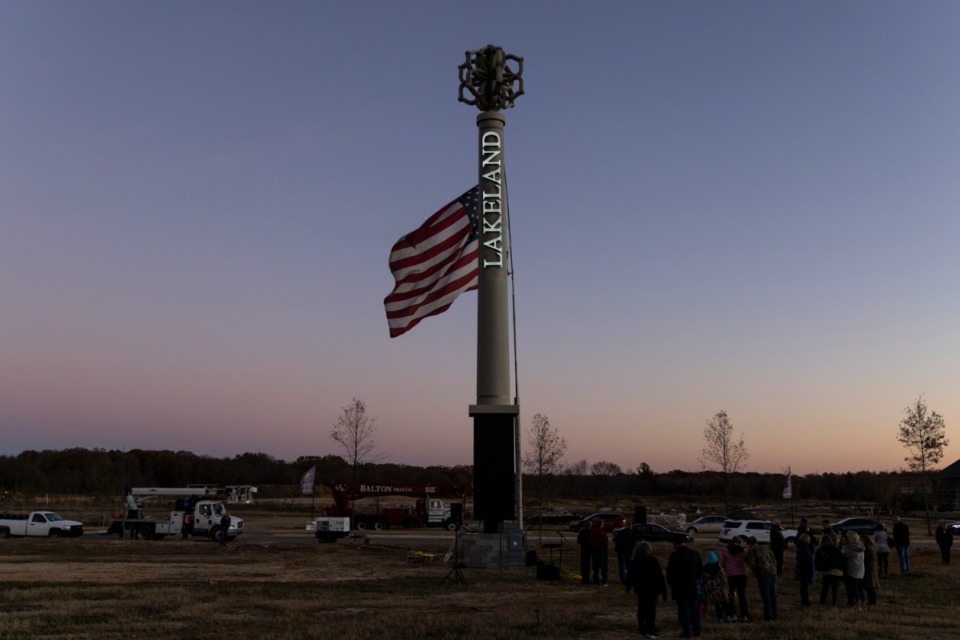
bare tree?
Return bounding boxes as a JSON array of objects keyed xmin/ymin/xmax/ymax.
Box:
[
  {"xmin": 564, "ymin": 459, "xmax": 589, "ymax": 476},
  {"xmin": 591, "ymin": 461, "xmax": 622, "ymax": 476},
  {"xmin": 897, "ymin": 395, "xmax": 949, "ymax": 535},
  {"xmin": 522, "ymin": 413, "xmax": 567, "ymax": 539},
  {"xmin": 636, "ymin": 462, "xmax": 656, "ymax": 494},
  {"xmin": 700, "ymin": 410, "xmax": 749, "ymax": 512},
  {"xmin": 330, "ymin": 398, "xmax": 382, "ymax": 479}
]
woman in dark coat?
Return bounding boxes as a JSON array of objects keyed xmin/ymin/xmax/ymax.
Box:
[
  {"xmin": 625, "ymin": 540, "xmax": 667, "ymax": 638},
  {"xmin": 936, "ymin": 521, "xmax": 953, "ymax": 566},
  {"xmin": 794, "ymin": 533, "xmax": 816, "ymax": 607},
  {"xmin": 815, "ymin": 533, "xmax": 844, "ymax": 606},
  {"xmin": 863, "ymin": 534, "xmax": 880, "ymax": 606}
]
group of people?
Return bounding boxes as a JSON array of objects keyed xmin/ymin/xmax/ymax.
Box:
[
  {"xmin": 576, "ymin": 518, "xmax": 613, "ymax": 587},
  {"xmin": 620, "ymin": 534, "xmax": 781, "ymax": 638},
  {"xmin": 579, "ymin": 515, "xmax": 923, "ymax": 639}
]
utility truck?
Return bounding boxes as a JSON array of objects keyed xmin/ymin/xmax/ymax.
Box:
[
  {"xmin": 106, "ymin": 487, "xmax": 248, "ymax": 541},
  {"xmin": 0, "ymin": 511, "xmax": 84, "ymax": 538},
  {"xmin": 323, "ymin": 482, "xmax": 469, "ymax": 531}
]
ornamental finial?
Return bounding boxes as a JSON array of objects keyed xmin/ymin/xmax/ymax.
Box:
[{"xmin": 458, "ymin": 45, "xmax": 524, "ymax": 111}]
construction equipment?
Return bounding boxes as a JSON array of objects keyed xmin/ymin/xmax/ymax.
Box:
[
  {"xmin": 323, "ymin": 482, "xmax": 470, "ymax": 531},
  {"xmin": 106, "ymin": 486, "xmax": 252, "ymax": 541}
]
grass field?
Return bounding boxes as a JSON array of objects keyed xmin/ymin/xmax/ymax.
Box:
[{"xmin": 1, "ymin": 515, "xmax": 958, "ymax": 640}]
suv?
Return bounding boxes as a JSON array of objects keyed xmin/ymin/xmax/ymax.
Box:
[
  {"xmin": 568, "ymin": 512, "xmax": 626, "ymax": 532},
  {"xmin": 719, "ymin": 519, "xmax": 797, "ymax": 545}
]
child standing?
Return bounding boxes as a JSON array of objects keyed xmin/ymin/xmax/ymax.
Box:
[{"xmin": 702, "ymin": 551, "xmax": 730, "ymax": 623}]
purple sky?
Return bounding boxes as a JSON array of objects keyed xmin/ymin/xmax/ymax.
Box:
[{"xmin": 2, "ymin": 1, "xmax": 958, "ymax": 475}]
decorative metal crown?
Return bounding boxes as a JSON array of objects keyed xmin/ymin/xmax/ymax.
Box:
[{"xmin": 458, "ymin": 45, "xmax": 524, "ymax": 111}]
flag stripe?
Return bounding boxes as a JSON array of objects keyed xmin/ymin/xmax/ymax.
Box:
[
  {"xmin": 383, "ymin": 187, "xmax": 479, "ymax": 338},
  {"xmin": 384, "ymin": 245, "xmax": 477, "ymax": 308}
]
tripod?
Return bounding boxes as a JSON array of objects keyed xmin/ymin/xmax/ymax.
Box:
[{"xmin": 440, "ymin": 526, "xmax": 468, "ymax": 587}]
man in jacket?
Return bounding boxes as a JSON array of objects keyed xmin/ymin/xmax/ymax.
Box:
[
  {"xmin": 666, "ymin": 539, "xmax": 702, "ymax": 638},
  {"xmin": 589, "ymin": 519, "xmax": 610, "ymax": 586},
  {"xmin": 577, "ymin": 524, "xmax": 592, "ymax": 585},
  {"xmin": 892, "ymin": 516, "xmax": 910, "ymax": 573},
  {"xmin": 747, "ymin": 536, "xmax": 779, "ymax": 621},
  {"xmin": 614, "ymin": 524, "xmax": 638, "ymax": 585}
]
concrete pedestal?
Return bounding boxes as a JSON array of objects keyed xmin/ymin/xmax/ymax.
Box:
[{"xmin": 462, "ymin": 529, "xmax": 526, "ymax": 569}]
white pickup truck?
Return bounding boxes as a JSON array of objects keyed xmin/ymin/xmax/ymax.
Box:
[{"xmin": 0, "ymin": 511, "xmax": 84, "ymax": 538}]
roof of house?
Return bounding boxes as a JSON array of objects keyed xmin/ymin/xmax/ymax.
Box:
[{"xmin": 939, "ymin": 459, "xmax": 960, "ymax": 479}]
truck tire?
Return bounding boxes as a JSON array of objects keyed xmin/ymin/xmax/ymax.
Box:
[
  {"xmin": 209, "ymin": 526, "xmax": 220, "ymax": 541},
  {"xmin": 133, "ymin": 526, "xmax": 153, "ymax": 540},
  {"xmin": 373, "ymin": 520, "xmax": 386, "ymax": 531},
  {"xmin": 445, "ymin": 520, "xmax": 457, "ymax": 532},
  {"xmin": 0, "ymin": 527, "xmax": 10, "ymax": 539},
  {"xmin": 48, "ymin": 529, "xmax": 62, "ymax": 537},
  {"xmin": 355, "ymin": 520, "xmax": 368, "ymax": 531}
]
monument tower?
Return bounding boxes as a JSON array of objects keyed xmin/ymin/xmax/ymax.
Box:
[{"xmin": 458, "ymin": 45, "xmax": 523, "ymax": 535}]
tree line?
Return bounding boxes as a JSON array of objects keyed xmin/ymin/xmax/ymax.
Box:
[
  {"xmin": 0, "ymin": 446, "xmax": 939, "ymax": 512},
  {"xmin": 0, "ymin": 395, "xmax": 946, "ymax": 515}
]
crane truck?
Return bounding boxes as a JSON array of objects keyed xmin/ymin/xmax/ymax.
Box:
[
  {"xmin": 106, "ymin": 487, "xmax": 249, "ymax": 541},
  {"xmin": 318, "ymin": 482, "xmax": 469, "ymax": 532}
]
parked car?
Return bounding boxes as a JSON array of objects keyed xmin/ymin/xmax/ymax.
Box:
[
  {"xmin": 718, "ymin": 519, "xmax": 797, "ymax": 545},
  {"xmin": 680, "ymin": 515, "xmax": 726, "ymax": 535},
  {"xmin": 631, "ymin": 522, "xmax": 694, "ymax": 545},
  {"xmin": 568, "ymin": 512, "xmax": 626, "ymax": 532},
  {"xmin": 526, "ymin": 507, "xmax": 582, "ymax": 526},
  {"xmin": 947, "ymin": 522, "xmax": 960, "ymax": 536},
  {"xmin": 830, "ymin": 517, "xmax": 882, "ymax": 537}
]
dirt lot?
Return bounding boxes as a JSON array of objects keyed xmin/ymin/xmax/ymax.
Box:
[{"xmin": 2, "ymin": 514, "xmax": 960, "ymax": 640}]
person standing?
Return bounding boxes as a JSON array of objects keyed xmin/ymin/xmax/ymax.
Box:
[
  {"xmin": 614, "ymin": 524, "xmax": 638, "ymax": 585},
  {"xmin": 625, "ymin": 540, "xmax": 667, "ymax": 639},
  {"xmin": 794, "ymin": 533, "xmax": 815, "ymax": 607},
  {"xmin": 770, "ymin": 522, "xmax": 786, "ymax": 576},
  {"xmin": 746, "ymin": 536, "xmax": 779, "ymax": 621},
  {"xmin": 701, "ymin": 551, "xmax": 729, "ymax": 623},
  {"xmin": 892, "ymin": 517, "xmax": 910, "ymax": 573},
  {"xmin": 820, "ymin": 519, "xmax": 835, "ymax": 542},
  {"xmin": 815, "ymin": 534, "xmax": 844, "ymax": 606},
  {"xmin": 841, "ymin": 532, "xmax": 866, "ymax": 609},
  {"xmin": 720, "ymin": 535, "xmax": 750, "ymax": 622},
  {"xmin": 667, "ymin": 539, "xmax": 703, "ymax": 638},
  {"xmin": 936, "ymin": 521, "xmax": 953, "ymax": 566},
  {"xmin": 577, "ymin": 524, "xmax": 592, "ymax": 585},
  {"xmin": 874, "ymin": 524, "xmax": 890, "ymax": 576},
  {"xmin": 863, "ymin": 534, "xmax": 880, "ymax": 606},
  {"xmin": 219, "ymin": 511, "xmax": 231, "ymax": 546},
  {"xmin": 589, "ymin": 519, "xmax": 610, "ymax": 586}
]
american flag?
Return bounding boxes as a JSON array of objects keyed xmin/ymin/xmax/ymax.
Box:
[
  {"xmin": 300, "ymin": 465, "xmax": 316, "ymax": 496},
  {"xmin": 384, "ymin": 187, "xmax": 479, "ymax": 338}
]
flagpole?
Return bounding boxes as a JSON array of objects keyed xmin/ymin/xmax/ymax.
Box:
[{"xmin": 505, "ymin": 165, "xmax": 523, "ymax": 531}]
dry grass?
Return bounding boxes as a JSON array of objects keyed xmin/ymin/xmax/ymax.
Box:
[{"xmin": 2, "ymin": 521, "xmax": 959, "ymax": 640}]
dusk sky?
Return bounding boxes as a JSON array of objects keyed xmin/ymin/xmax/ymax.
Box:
[{"xmin": 3, "ymin": 2, "xmax": 958, "ymax": 476}]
